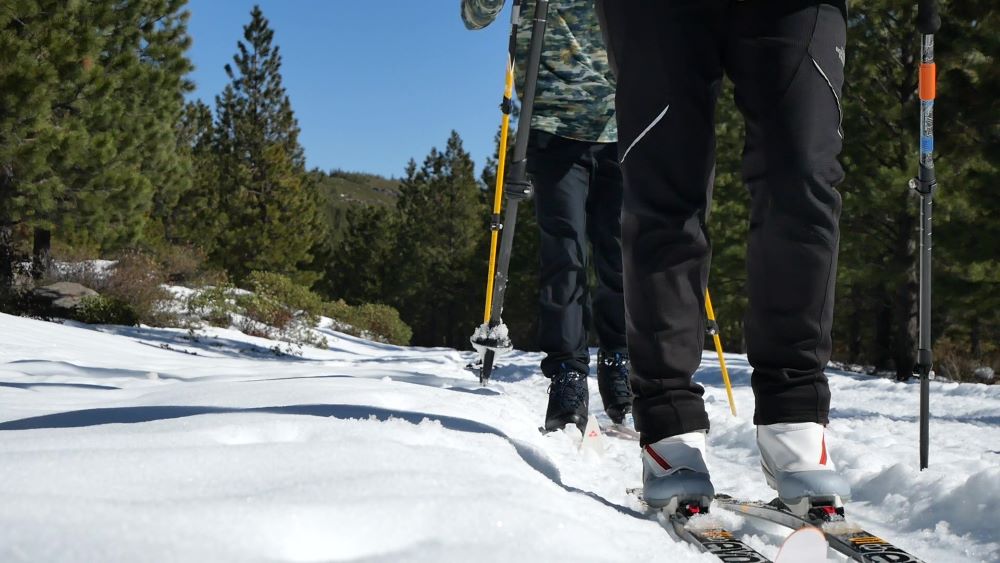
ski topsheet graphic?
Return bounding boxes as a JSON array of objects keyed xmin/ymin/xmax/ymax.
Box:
[
  {"xmin": 714, "ymin": 496, "xmax": 926, "ymax": 562},
  {"xmin": 628, "ymin": 489, "xmax": 925, "ymax": 562},
  {"xmin": 627, "ymin": 488, "xmax": 772, "ymax": 562}
]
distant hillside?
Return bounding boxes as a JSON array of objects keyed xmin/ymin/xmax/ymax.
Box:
[
  {"xmin": 312, "ymin": 169, "xmax": 401, "ymax": 250},
  {"xmin": 313, "ymin": 169, "xmax": 400, "ymax": 209}
]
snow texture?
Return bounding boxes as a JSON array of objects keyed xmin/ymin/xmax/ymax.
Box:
[
  {"xmin": 470, "ymin": 322, "xmax": 512, "ymax": 356},
  {"xmin": 1, "ymin": 312, "xmax": 998, "ymax": 562},
  {"xmin": 471, "ymin": 321, "xmax": 511, "ymax": 344}
]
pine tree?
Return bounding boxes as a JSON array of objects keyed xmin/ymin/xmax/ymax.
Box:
[
  {"xmin": 211, "ymin": 5, "xmax": 321, "ymax": 283},
  {"xmin": 829, "ymin": 0, "xmax": 997, "ymax": 378},
  {"xmin": 54, "ymin": 0, "xmax": 193, "ymax": 252},
  {"xmin": 162, "ymin": 100, "xmax": 225, "ymax": 251},
  {"xmin": 0, "ymin": 1, "xmax": 99, "ymax": 291},
  {"xmin": 0, "ymin": 0, "xmax": 193, "ymax": 293},
  {"xmin": 924, "ymin": 0, "xmax": 1000, "ymax": 370},
  {"xmin": 323, "ymin": 204, "xmax": 399, "ymax": 304},
  {"xmin": 707, "ymin": 79, "xmax": 751, "ymax": 353},
  {"xmin": 835, "ymin": 2, "xmax": 923, "ymax": 378},
  {"xmin": 393, "ymin": 132, "xmax": 482, "ymax": 347}
]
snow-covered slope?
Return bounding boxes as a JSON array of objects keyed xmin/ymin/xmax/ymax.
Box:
[{"xmin": 0, "ymin": 313, "xmax": 997, "ymax": 562}]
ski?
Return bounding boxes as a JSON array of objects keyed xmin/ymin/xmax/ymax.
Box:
[
  {"xmin": 627, "ymin": 488, "xmax": 772, "ymax": 562},
  {"xmin": 714, "ymin": 495, "xmax": 926, "ymax": 562},
  {"xmin": 604, "ymin": 423, "xmax": 640, "ymax": 441},
  {"xmin": 774, "ymin": 526, "xmax": 828, "ymax": 563}
]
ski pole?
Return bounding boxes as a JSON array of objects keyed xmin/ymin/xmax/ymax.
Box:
[
  {"xmin": 910, "ymin": 0, "xmax": 939, "ymax": 471},
  {"xmin": 705, "ymin": 289, "xmax": 737, "ymax": 416},
  {"xmin": 481, "ymin": 4, "xmax": 517, "ymax": 329},
  {"xmin": 471, "ymin": 0, "xmax": 550, "ymax": 385}
]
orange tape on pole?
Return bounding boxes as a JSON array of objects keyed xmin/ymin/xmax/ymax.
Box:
[{"xmin": 919, "ymin": 63, "xmax": 936, "ymax": 101}]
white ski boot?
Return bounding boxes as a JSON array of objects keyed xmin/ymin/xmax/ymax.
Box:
[
  {"xmin": 757, "ymin": 422, "xmax": 851, "ymax": 517},
  {"xmin": 642, "ymin": 430, "xmax": 715, "ymax": 513}
]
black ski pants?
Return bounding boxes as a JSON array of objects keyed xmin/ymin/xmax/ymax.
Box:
[
  {"xmin": 527, "ymin": 130, "xmax": 627, "ymax": 377},
  {"xmin": 597, "ymin": 0, "xmax": 847, "ymax": 444}
]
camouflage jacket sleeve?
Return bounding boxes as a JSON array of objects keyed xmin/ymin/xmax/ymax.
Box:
[{"xmin": 461, "ymin": 0, "xmax": 505, "ymax": 30}]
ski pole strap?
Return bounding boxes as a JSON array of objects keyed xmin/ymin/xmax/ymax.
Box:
[
  {"xmin": 917, "ymin": 0, "xmax": 941, "ymax": 34},
  {"xmin": 503, "ymin": 176, "xmax": 532, "ymax": 200}
]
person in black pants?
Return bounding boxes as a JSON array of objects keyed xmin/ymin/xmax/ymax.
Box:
[
  {"xmin": 528, "ymin": 131, "xmax": 630, "ymax": 431},
  {"xmin": 597, "ymin": 0, "xmax": 852, "ymax": 515},
  {"xmin": 462, "ymin": 0, "xmax": 632, "ymax": 433}
]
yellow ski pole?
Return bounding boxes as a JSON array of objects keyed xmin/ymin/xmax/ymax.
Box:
[
  {"xmin": 705, "ymin": 289, "xmax": 737, "ymax": 416},
  {"xmin": 482, "ymin": 53, "xmax": 515, "ymax": 323},
  {"xmin": 471, "ymin": 0, "xmax": 549, "ymax": 385}
]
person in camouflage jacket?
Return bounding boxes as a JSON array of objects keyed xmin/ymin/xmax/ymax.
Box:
[{"xmin": 462, "ymin": 0, "xmax": 631, "ymax": 433}]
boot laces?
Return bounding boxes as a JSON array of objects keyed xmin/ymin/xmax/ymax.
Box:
[
  {"xmin": 549, "ymin": 370, "xmax": 588, "ymax": 411},
  {"xmin": 599, "ymin": 351, "xmax": 632, "ymax": 399}
]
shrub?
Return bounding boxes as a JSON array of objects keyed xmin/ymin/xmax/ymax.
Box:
[
  {"xmin": 325, "ymin": 299, "xmax": 411, "ymax": 345},
  {"xmin": 324, "ymin": 299, "xmax": 354, "ymax": 326},
  {"xmin": 190, "ymin": 267, "xmax": 230, "ymax": 288},
  {"xmin": 74, "ymin": 295, "xmax": 140, "ymax": 326},
  {"xmin": 185, "ymin": 284, "xmax": 239, "ymax": 327},
  {"xmin": 935, "ymin": 336, "xmax": 999, "ymax": 384},
  {"xmin": 100, "ymin": 251, "xmax": 175, "ymax": 327},
  {"xmin": 45, "ymin": 260, "xmax": 107, "ymax": 291},
  {"xmin": 34, "ymin": 250, "xmax": 174, "ymax": 326},
  {"xmin": 180, "ymin": 276, "xmax": 326, "ymax": 349},
  {"xmin": 234, "ymin": 272, "xmax": 328, "ymax": 349},
  {"xmin": 244, "ymin": 271, "xmax": 325, "ymax": 319},
  {"xmin": 237, "ymin": 292, "xmax": 298, "ymax": 330},
  {"xmin": 0, "ymin": 287, "xmax": 37, "ymax": 317},
  {"xmin": 349, "ymin": 303, "xmax": 412, "ymax": 345},
  {"xmin": 156, "ymin": 244, "xmax": 208, "ymax": 284},
  {"xmin": 150, "ymin": 244, "xmax": 228, "ymax": 288}
]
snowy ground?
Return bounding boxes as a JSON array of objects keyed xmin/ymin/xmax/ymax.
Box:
[{"xmin": 1, "ymin": 312, "xmax": 998, "ymax": 562}]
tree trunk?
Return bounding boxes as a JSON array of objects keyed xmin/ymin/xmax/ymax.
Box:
[
  {"xmin": 0, "ymin": 168, "xmax": 14, "ymax": 294},
  {"xmin": 848, "ymin": 284, "xmax": 863, "ymax": 364},
  {"xmin": 0, "ymin": 221, "xmax": 13, "ymax": 295},
  {"xmin": 874, "ymin": 290, "xmax": 894, "ymax": 372},
  {"xmin": 970, "ymin": 315, "xmax": 981, "ymax": 357},
  {"xmin": 893, "ymin": 278, "xmax": 918, "ymax": 380},
  {"xmin": 31, "ymin": 228, "xmax": 52, "ymax": 281},
  {"xmin": 892, "ymin": 210, "xmax": 918, "ymax": 381}
]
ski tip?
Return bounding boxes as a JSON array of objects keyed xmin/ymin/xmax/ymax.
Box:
[
  {"xmin": 579, "ymin": 414, "xmax": 605, "ymax": 457},
  {"xmin": 775, "ymin": 526, "xmax": 828, "ymax": 563}
]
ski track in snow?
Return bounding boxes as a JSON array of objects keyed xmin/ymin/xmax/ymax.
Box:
[{"xmin": 0, "ymin": 312, "xmax": 997, "ymax": 562}]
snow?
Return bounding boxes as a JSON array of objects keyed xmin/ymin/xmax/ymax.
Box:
[
  {"xmin": 1, "ymin": 312, "xmax": 998, "ymax": 562},
  {"xmin": 51, "ymin": 259, "xmax": 118, "ymax": 278},
  {"xmin": 471, "ymin": 321, "xmax": 512, "ymax": 356}
]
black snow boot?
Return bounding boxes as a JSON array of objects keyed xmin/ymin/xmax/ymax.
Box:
[
  {"xmin": 544, "ymin": 367, "xmax": 589, "ymax": 433},
  {"xmin": 597, "ymin": 350, "xmax": 633, "ymax": 424}
]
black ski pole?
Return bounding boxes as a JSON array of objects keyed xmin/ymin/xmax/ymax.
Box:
[
  {"xmin": 471, "ymin": 0, "xmax": 550, "ymax": 385},
  {"xmin": 910, "ymin": 0, "xmax": 940, "ymax": 471}
]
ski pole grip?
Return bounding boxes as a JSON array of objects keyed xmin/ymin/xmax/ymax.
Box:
[{"xmin": 917, "ymin": 0, "xmax": 941, "ymax": 34}]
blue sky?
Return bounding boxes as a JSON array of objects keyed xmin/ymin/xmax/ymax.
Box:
[{"xmin": 185, "ymin": 0, "xmax": 510, "ymax": 179}]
